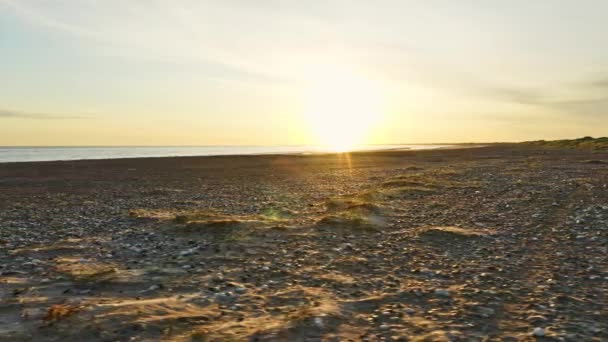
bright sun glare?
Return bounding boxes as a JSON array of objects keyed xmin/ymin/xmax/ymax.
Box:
[{"xmin": 303, "ymin": 69, "xmax": 385, "ymax": 152}]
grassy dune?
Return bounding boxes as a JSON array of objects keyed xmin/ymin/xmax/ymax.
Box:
[{"xmin": 524, "ymin": 136, "xmax": 608, "ymax": 150}]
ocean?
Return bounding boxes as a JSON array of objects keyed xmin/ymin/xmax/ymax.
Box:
[{"xmin": 0, "ymin": 145, "xmax": 449, "ymax": 163}]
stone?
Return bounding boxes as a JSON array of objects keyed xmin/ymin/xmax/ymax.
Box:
[
  {"xmin": 434, "ymin": 289, "xmax": 451, "ymax": 297},
  {"xmin": 532, "ymin": 327, "xmax": 545, "ymax": 337}
]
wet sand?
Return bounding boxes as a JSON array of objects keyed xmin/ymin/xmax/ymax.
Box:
[{"xmin": 0, "ymin": 144, "xmax": 607, "ymax": 341}]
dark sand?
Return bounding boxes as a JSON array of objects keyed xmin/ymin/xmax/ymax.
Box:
[{"xmin": 0, "ymin": 144, "xmax": 607, "ymax": 341}]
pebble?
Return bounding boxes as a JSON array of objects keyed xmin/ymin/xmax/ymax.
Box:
[
  {"xmin": 478, "ymin": 307, "xmax": 495, "ymax": 317},
  {"xmin": 532, "ymin": 327, "xmax": 545, "ymax": 337},
  {"xmin": 148, "ymin": 284, "xmax": 161, "ymax": 291},
  {"xmin": 314, "ymin": 317, "xmax": 324, "ymax": 327},
  {"xmin": 434, "ymin": 289, "xmax": 451, "ymax": 297},
  {"xmin": 179, "ymin": 247, "xmax": 197, "ymax": 256}
]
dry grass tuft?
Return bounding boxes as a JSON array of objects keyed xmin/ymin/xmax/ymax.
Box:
[
  {"xmin": 260, "ymin": 208, "xmax": 297, "ymax": 221},
  {"xmin": 316, "ymin": 212, "xmax": 384, "ymax": 231},
  {"xmin": 174, "ymin": 210, "xmax": 221, "ymax": 224},
  {"xmin": 187, "ymin": 287, "xmax": 340, "ymax": 341},
  {"xmin": 175, "ymin": 209, "xmax": 292, "ymax": 227},
  {"xmin": 315, "ymin": 272, "xmax": 356, "ymax": 284},
  {"xmin": 186, "ymin": 219, "xmax": 244, "ymax": 229},
  {"xmin": 43, "ymin": 304, "xmax": 80, "ymax": 322},
  {"xmin": 418, "ymin": 226, "xmax": 495, "ymax": 241},
  {"xmin": 325, "ymin": 197, "xmax": 383, "ymax": 215},
  {"xmin": 53, "ymin": 257, "xmax": 117, "ymax": 281},
  {"xmin": 382, "ymin": 186, "xmax": 437, "ymax": 199},
  {"xmin": 128, "ymin": 208, "xmax": 176, "ymax": 220},
  {"xmin": 318, "ymin": 194, "xmax": 390, "ymax": 232}
]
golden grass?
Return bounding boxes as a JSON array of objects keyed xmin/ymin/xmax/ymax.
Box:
[
  {"xmin": 128, "ymin": 208, "xmax": 177, "ymax": 220},
  {"xmin": 174, "ymin": 210, "xmax": 222, "ymax": 224},
  {"xmin": 382, "ymin": 186, "xmax": 438, "ymax": 199},
  {"xmin": 53, "ymin": 257, "xmax": 117, "ymax": 281},
  {"xmin": 315, "ymin": 272, "xmax": 356, "ymax": 284},
  {"xmin": 316, "ymin": 212, "xmax": 384, "ymax": 231},
  {"xmin": 325, "ymin": 197, "xmax": 383, "ymax": 214},
  {"xmin": 186, "ymin": 287, "xmax": 341, "ymax": 341},
  {"xmin": 334, "ymin": 255, "xmax": 368, "ymax": 264},
  {"xmin": 260, "ymin": 208, "xmax": 297, "ymax": 220},
  {"xmin": 129, "ymin": 207, "xmax": 296, "ymax": 240}
]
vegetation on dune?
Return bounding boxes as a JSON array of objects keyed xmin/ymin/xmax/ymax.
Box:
[
  {"xmin": 316, "ymin": 212, "xmax": 384, "ymax": 231},
  {"xmin": 325, "ymin": 197, "xmax": 383, "ymax": 215},
  {"xmin": 524, "ymin": 136, "xmax": 608, "ymax": 150}
]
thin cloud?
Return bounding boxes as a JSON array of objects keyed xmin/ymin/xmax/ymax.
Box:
[
  {"xmin": 547, "ymin": 97, "xmax": 608, "ymax": 116},
  {"xmin": 589, "ymin": 77, "xmax": 608, "ymax": 89},
  {"xmin": 484, "ymin": 87, "xmax": 544, "ymax": 105},
  {"xmin": 0, "ymin": 0, "xmax": 303, "ymax": 85},
  {"xmin": 0, "ymin": 109, "xmax": 86, "ymax": 120},
  {"xmin": 492, "ymin": 88, "xmax": 608, "ymax": 116}
]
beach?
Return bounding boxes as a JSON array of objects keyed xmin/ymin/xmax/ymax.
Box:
[{"xmin": 1, "ymin": 144, "xmax": 607, "ymax": 341}]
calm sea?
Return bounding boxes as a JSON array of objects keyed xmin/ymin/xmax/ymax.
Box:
[{"xmin": 0, "ymin": 145, "xmax": 449, "ymax": 163}]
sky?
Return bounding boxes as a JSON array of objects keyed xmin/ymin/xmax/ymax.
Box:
[{"xmin": 1, "ymin": 0, "xmax": 607, "ymax": 146}]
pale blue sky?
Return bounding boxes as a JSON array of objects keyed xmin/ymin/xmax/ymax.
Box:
[{"xmin": 1, "ymin": 1, "xmax": 607, "ymax": 145}]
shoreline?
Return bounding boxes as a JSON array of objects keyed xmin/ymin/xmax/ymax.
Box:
[{"xmin": 0, "ymin": 143, "xmax": 474, "ymax": 165}]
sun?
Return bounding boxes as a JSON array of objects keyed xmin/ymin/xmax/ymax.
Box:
[{"xmin": 302, "ymin": 69, "xmax": 385, "ymax": 152}]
